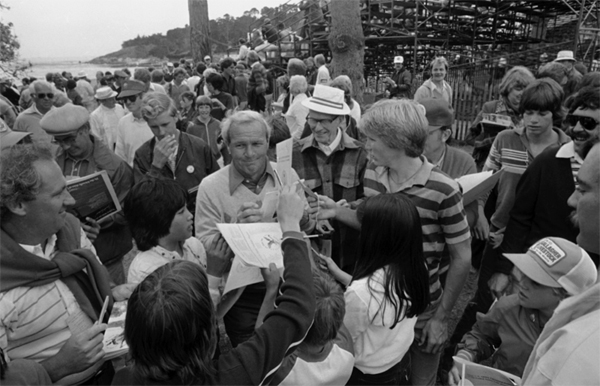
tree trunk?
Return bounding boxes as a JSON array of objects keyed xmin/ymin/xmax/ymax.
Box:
[
  {"xmin": 328, "ymin": 0, "xmax": 365, "ymax": 104},
  {"xmin": 188, "ymin": 0, "xmax": 211, "ymax": 63}
]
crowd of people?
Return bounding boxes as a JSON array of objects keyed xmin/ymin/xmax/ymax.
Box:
[{"xmin": 0, "ymin": 44, "xmax": 599, "ymax": 386}]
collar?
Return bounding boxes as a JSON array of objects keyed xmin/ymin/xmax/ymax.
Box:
[
  {"xmin": 516, "ymin": 126, "xmax": 571, "ymax": 145},
  {"xmin": 19, "ymin": 234, "xmax": 58, "ymax": 259},
  {"xmin": 27, "ymin": 104, "xmax": 54, "ymax": 116},
  {"xmin": 432, "ymin": 145, "xmax": 448, "ymax": 168},
  {"xmin": 128, "ymin": 112, "xmax": 145, "ymax": 122},
  {"xmin": 556, "ymin": 141, "xmax": 583, "ymax": 163},
  {"xmin": 318, "ymin": 128, "xmax": 343, "ymax": 156},
  {"xmin": 228, "ymin": 159, "xmax": 275, "ymax": 195},
  {"xmin": 375, "ymin": 157, "xmax": 433, "ymax": 192}
]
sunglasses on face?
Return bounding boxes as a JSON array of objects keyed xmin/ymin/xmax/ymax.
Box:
[
  {"xmin": 565, "ymin": 114, "xmax": 600, "ymax": 131},
  {"xmin": 119, "ymin": 95, "xmax": 138, "ymax": 103},
  {"xmin": 36, "ymin": 93, "xmax": 54, "ymax": 99}
]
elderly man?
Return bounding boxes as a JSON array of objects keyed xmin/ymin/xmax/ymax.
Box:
[
  {"xmin": 40, "ymin": 104, "xmax": 134, "ymax": 284},
  {"xmin": 0, "ymin": 144, "xmax": 123, "ymax": 384},
  {"xmin": 314, "ymin": 99, "xmax": 471, "ymax": 385},
  {"xmin": 114, "ymin": 80, "xmax": 154, "ymax": 166},
  {"xmin": 293, "ymin": 84, "xmax": 367, "ymax": 272},
  {"xmin": 90, "ymin": 86, "xmax": 125, "ymax": 150},
  {"xmin": 195, "ymin": 110, "xmax": 314, "ymax": 346},
  {"xmin": 521, "ymin": 140, "xmax": 600, "ymax": 386},
  {"xmin": 13, "ymin": 80, "xmax": 56, "ymax": 146}
]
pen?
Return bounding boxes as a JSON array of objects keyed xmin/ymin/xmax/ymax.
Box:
[{"xmin": 98, "ymin": 295, "xmax": 109, "ymax": 324}]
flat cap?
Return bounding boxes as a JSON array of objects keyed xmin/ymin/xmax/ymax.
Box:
[
  {"xmin": 40, "ymin": 104, "xmax": 90, "ymax": 135},
  {"xmin": 114, "ymin": 70, "xmax": 128, "ymax": 78}
]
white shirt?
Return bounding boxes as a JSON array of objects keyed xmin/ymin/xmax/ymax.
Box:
[
  {"xmin": 344, "ymin": 267, "xmax": 416, "ymax": 374},
  {"xmin": 90, "ymin": 103, "xmax": 126, "ymax": 150},
  {"xmin": 114, "ymin": 112, "xmax": 154, "ymax": 166},
  {"xmin": 318, "ymin": 128, "xmax": 342, "ymax": 156},
  {"xmin": 285, "ymin": 93, "xmax": 309, "ymax": 140},
  {"xmin": 350, "ymin": 99, "xmax": 361, "ymax": 123}
]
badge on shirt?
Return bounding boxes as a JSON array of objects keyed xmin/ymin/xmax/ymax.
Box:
[{"xmin": 187, "ymin": 165, "xmax": 195, "ymax": 174}]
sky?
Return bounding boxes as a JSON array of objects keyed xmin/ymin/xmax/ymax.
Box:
[{"xmin": 3, "ymin": 0, "xmax": 287, "ymax": 61}]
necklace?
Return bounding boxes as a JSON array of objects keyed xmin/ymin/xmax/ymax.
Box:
[{"xmin": 388, "ymin": 165, "xmax": 421, "ymax": 186}]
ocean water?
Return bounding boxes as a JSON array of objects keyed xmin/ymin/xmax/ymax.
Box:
[{"xmin": 8, "ymin": 58, "xmax": 165, "ymax": 85}]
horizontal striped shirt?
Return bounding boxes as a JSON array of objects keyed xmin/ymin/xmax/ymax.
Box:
[
  {"xmin": 362, "ymin": 158, "xmax": 470, "ymax": 302},
  {"xmin": 0, "ymin": 230, "xmax": 104, "ymax": 384}
]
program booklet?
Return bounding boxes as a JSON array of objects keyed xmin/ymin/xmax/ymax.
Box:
[
  {"xmin": 453, "ymin": 356, "xmax": 521, "ymax": 386},
  {"xmin": 456, "ymin": 170, "xmax": 503, "ymax": 206},
  {"xmin": 103, "ymin": 301, "xmax": 128, "ymax": 360},
  {"xmin": 66, "ymin": 170, "xmax": 121, "ymax": 222}
]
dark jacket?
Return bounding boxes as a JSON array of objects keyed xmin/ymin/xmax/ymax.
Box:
[{"xmin": 133, "ymin": 132, "xmax": 219, "ymax": 212}]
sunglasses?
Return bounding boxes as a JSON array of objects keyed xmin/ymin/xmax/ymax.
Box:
[
  {"xmin": 36, "ymin": 93, "xmax": 54, "ymax": 99},
  {"xmin": 565, "ymin": 114, "xmax": 600, "ymax": 131},
  {"xmin": 119, "ymin": 95, "xmax": 138, "ymax": 103}
]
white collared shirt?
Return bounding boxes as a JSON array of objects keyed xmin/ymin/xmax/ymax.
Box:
[{"xmin": 318, "ymin": 128, "xmax": 342, "ymax": 156}]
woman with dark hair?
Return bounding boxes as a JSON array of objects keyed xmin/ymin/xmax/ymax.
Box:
[
  {"xmin": 177, "ymin": 90, "xmax": 197, "ymax": 132},
  {"xmin": 468, "ymin": 66, "xmax": 536, "ymax": 169},
  {"xmin": 322, "ymin": 193, "xmax": 430, "ymax": 385}
]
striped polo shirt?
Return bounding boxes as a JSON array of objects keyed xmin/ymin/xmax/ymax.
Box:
[{"xmin": 362, "ymin": 158, "xmax": 470, "ymax": 302}]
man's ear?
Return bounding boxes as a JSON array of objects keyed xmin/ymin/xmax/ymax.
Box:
[
  {"xmin": 442, "ymin": 128, "xmax": 453, "ymax": 143},
  {"xmin": 5, "ymin": 201, "xmax": 28, "ymax": 217}
]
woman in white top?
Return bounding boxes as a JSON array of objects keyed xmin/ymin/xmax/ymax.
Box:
[
  {"xmin": 322, "ymin": 193, "xmax": 430, "ymax": 385},
  {"xmin": 415, "ymin": 56, "xmax": 453, "ymax": 105},
  {"xmin": 285, "ymin": 75, "xmax": 309, "ymax": 140}
]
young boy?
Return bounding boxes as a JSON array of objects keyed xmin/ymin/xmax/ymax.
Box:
[
  {"xmin": 269, "ymin": 273, "xmax": 355, "ymax": 385},
  {"xmin": 449, "ymin": 237, "xmax": 597, "ymax": 384},
  {"xmin": 123, "ymin": 178, "xmax": 231, "ymax": 301}
]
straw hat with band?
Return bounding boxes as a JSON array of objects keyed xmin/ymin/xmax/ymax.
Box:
[{"xmin": 301, "ymin": 84, "xmax": 350, "ymax": 116}]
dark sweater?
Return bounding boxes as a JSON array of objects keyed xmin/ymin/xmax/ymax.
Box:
[
  {"xmin": 499, "ymin": 144, "xmax": 581, "ymax": 273},
  {"xmin": 112, "ymin": 235, "xmax": 316, "ymax": 386}
]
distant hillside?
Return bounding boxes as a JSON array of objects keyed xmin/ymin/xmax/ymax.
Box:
[{"xmin": 89, "ymin": 27, "xmax": 191, "ymax": 65}]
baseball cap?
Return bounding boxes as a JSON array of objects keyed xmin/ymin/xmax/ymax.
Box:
[
  {"xmin": 419, "ymin": 99, "xmax": 454, "ymax": 126},
  {"xmin": 117, "ymin": 80, "xmax": 146, "ymax": 98},
  {"xmin": 504, "ymin": 237, "xmax": 597, "ymax": 296},
  {"xmin": 393, "ymin": 56, "xmax": 404, "ymax": 64}
]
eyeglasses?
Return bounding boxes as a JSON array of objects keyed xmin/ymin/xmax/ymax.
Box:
[
  {"xmin": 119, "ymin": 95, "xmax": 138, "ymax": 103},
  {"xmin": 307, "ymin": 116, "xmax": 335, "ymax": 127},
  {"xmin": 53, "ymin": 134, "xmax": 78, "ymax": 146},
  {"xmin": 36, "ymin": 93, "xmax": 54, "ymax": 99},
  {"xmin": 565, "ymin": 114, "xmax": 600, "ymax": 131}
]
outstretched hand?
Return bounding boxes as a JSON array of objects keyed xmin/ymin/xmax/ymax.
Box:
[
  {"xmin": 277, "ymin": 185, "xmax": 304, "ymax": 232},
  {"xmin": 206, "ymin": 234, "xmax": 234, "ymax": 277}
]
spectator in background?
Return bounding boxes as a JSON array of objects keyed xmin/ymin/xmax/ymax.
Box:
[
  {"xmin": 151, "ymin": 69, "xmax": 166, "ymax": 89},
  {"xmin": 385, "ymin": 55, "xmax": 412, "ymax": 98},
  {"xmin": 331, "ymin": 75, "xmax": 361, "ymax": 123},
  {"xmin": 220, "ymin": 57, "xmax": 237, "ymax": 103},
  {"xmin": 75, "ymin": 71, "xmax": 96, "ymax": 112},
  {"xmin": 469, "ymin": 66, "xmax": 535, "ymax": 169},
  {"xmin": 0, "ymin": 97, "xmax": 17, "ymax": 129},
  {"xmin": 415, "ymin": 57, "xmax": 452, "ymax": 105},
  {"xmin": 65, "ymin": 79, "xmax": 83, "ymax": 106},
  {"xmin": 167, "ymin": 68, "xmax": 190, "ymax": 109},
  {"xmin": 206, "ymin": 73, "xmax": 234, "ymax": 120},
  {"xmin": 135, "ymin": 68, "xmax": 166, "ymax": 95},
  {"xmin": 554, "ymin": 50, "xmax": 583, "ymax": 98},
  {"xmin": 115, "ymin": 80, "xmax": 154, "ymax": 167},
  {"xmin": 315, "ymin": 54, "xmax": 331, "ymax": 85},
  {"xmin": 188, "ymin": 95, "xmax": 226, "ymax": 166},
  {"xmin": 234, "ymin": 63, "xmax": 249, "ymax": 110},
  {"xmin": 13, "ymin": 80, "xmax": 56, "ymax": 147},
  {"xmin": 305, "ymin": 57, "xmax": 318, "ymax": 87},
  {"xmin": 282, "ymin": 58, "xmax": 307, "ymax": 114},
  {"xmin": 178, "ymin": 91, "xmax": 198, "ymax": 132},
  {"xmin": 285, "ymin": 75, "xmax": 309, "ymax": 140},
  {"xmin": 537, "ymin": 61, "xmax": 569, "ymax": 88},
  {"xmin": 18, "ymin": 76, "xmax": 36, "ymax": 111},
  {"xmin": 262, "ymin": 18, "xmax": 279, "ymax": 44},
  {"xmin": 247, "ymin": 65, "xmax": 268, "ymax": 113},
  {"xmin": 238, "ymin": 38, "xmax": 249, "ymax": 61},
  {"xmin": 90, "ymin": 86, "xmax": 126, "ymax": 150}
]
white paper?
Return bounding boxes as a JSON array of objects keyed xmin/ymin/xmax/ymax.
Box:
[
  {"xmin": 103, "ymin": 301, "xmax": 129, "ymax": 360},
  {"xmin": 217, "ymin": 223, "xmax": 284, "ymax": 268},
  {"xmin": 457, "ymin": 171, "xmax": 494, "ymax": 194},
  {"xmin": 261, "ymin": 190, "xmax": 280, "ymax": 221},
  {"xmin": 453, "ymin": 356, "xmax": 521, "ymax": 386},
  {"xmin": 276, "ymin": 138, "xmax": 293, "ymax": 186}
]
